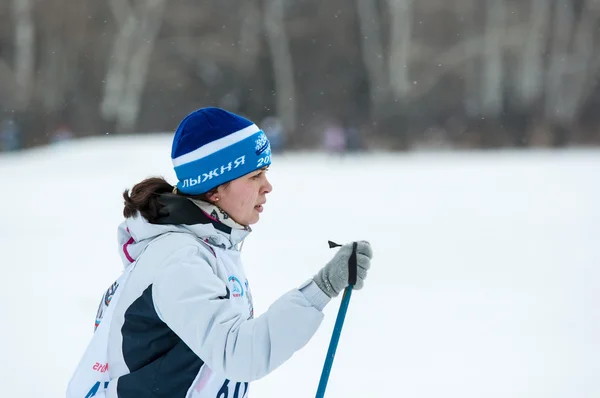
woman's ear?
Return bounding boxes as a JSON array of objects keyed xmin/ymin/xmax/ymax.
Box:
[{"xmin": 204, "ymin": 189, "xmax": 220, "ymax": 204}]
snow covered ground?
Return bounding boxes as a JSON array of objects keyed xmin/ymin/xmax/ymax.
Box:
[{"xmin": 0, "ymin": 135, "xmax": 599, "ymax": 397}]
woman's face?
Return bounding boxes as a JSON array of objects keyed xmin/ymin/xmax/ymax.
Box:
[{"xmin": 212, "ymin": 167, "xmax": 272, "ymax": 226}]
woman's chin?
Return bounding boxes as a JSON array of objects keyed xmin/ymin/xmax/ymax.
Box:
[{"xmin": 247, "ymin": 211, "xmax": 262, "ymax": 225}]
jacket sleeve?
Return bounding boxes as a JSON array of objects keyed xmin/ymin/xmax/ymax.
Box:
[{"xmin": 151, "ymin": 245, "xmax": 330, "ymax": 382}]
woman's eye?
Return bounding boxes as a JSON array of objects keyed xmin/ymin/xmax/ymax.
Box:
[{"xmin": 252, "ymin": 173, "xmax": 262, "ymax": 179}]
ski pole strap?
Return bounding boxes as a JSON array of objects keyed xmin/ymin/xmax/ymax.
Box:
[{"xmin": 327, "ymin": 240, "xmax": 341, "ymax": 248}]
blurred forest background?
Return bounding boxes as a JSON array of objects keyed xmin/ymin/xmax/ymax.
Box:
[{"xmin": 1, "ymin": 0, "xmax": 600, "ymax": 152}]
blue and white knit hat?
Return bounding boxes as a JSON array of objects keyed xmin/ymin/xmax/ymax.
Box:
[{"xmin": 171, "ymin": 107, "xmax": 272, "ymax": 195}]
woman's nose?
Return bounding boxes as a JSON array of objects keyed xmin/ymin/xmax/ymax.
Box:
[{"xmin": 263, "ymin": 175, "xmax": 273, "ymax": 193}]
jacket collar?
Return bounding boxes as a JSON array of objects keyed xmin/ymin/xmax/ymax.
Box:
[
  {"xmin": 188, "ymin": 198, "xmax": 250, "ymax": 231},
  {"xmin": 117, "ymin": 193, "xmax": 250, "ymax": 268},
  {"xmin": 153, "ymin": 193, "xmax": 251, "ymax": 249}
]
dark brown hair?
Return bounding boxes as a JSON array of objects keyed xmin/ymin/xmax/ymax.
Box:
[{"xmin": 122, "ymin": 177, "xmax": 221, "ymax": 222}]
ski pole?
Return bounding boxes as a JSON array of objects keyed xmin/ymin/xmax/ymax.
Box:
[{"xmin": 315, "ymin": 241, "xmax": 358, "ymax": 398}]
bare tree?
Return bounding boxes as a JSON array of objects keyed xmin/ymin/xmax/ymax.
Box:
[
  {"xmin": 35, "ymin": 0, "xmax": 85, "ymax": 123},
  {"xmin": 1, "ymin": 0, "xmax": 599, "ymax": 149},
  {"xmin": 407, "ymin": 11, "xmax": 527, "ymax": 104},
  {"xmin": 238, "ymin": 1, "xmax": 262, "ymax": 76},
  {"xmin": 387, "ymin": 0, "xmax": 415, "ymax": 99},
  {"xmin": 356, "ymin": 0, "xmax": 389, "ymax": 117},
  {"xmin": 264, "ymin": 0, "xmax": 297, "ymax": 133},
  {"xmin": 517, "ymin": 0, "xmax": 551, "ymax": 107},
  {"xmin": 0, "ymin": 60, "xmax": 18, "ymax": 103},
  {"xmin": 545, "ymin": 0, "xmax": 574, "ymax": 124},
  {"xmin": 11, "ymin": 0, "xmax": 35, "ymax": 111},
  {"xmin": 101, "ymin": 0, "xmax": 166, "ymax": 133},
  {"xmin": 545, "ymin": 0, "xmax": 599, "ymax": 134},
  {"xmin": 455, "ymin": 0, "xmax": 481, "ymax": 116},
  {"xmin": 480, "ymin": 0, "xmax": 507, "ymax": 116}
]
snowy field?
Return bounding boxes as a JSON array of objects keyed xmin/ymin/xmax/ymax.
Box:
[{"xmin": 0, "ymin": 135, "xmax": 599, "ymax": 398}]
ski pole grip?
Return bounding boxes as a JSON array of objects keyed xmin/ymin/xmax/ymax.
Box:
[
  {"xmin": 327, "ymin": 240, "xmax": 358, "ymax": 286},
  {"xmin": 348, "ymin": 242, "xmax": 358, "ymax": 286}
]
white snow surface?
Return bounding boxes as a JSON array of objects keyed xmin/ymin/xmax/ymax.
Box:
[{"xmin": 0, "ymin": 135, "xmax": 599, "ymax": 397}]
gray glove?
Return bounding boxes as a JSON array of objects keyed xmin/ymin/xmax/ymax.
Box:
[{"xmin": 313, "ymin": 241, "xmax": 373, "ymax": 298}]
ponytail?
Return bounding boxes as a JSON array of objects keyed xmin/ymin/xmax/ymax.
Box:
[
  {"xmin": 122, "ymin": 177, "xmax": 174, "ymax": 222},
  {"xmin": 122, "ymin": 177, "xmax": 221, "ymax": 222}
]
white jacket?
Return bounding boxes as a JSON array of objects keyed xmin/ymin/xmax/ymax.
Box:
[{"xmin": 66, "ymin": 194, "xmax": 330, "ymax": 398}]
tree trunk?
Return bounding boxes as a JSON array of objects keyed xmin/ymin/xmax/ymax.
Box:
[
  {"xmin": 480, "ymin": 0, "xmax": 506, "ymax": 117},
  {"xmin": 12, "ymin": 0, "xmax": 35, "ymax": 111},
  {"xmin": 456, "ymin": 0, "xmax": 480, "ymax": 117},
  {"xmin": 543, "ymin": 0, "xmax": 598, "ymax": 146},
  {"xmin": 544, "ymin": 0, "xmax": 574, "ymax": 124},
  {"xmin": 517, "ymin": 0, "xmax": 551, "ymax": 106},
  {"xmin": 356, "ymin": 0, "xmax": 389, "ymax": 118},
  {"xmin": 101, "ymin": 0, "xmax": 166, "ymax": 133},
  {"xmin": 264, "ymin": 0, "xmax": 297, "ymax": 134},
  {"xmin": 558, "ymin": 0, "xmax": 596, "ymax": 123},
  {"xmin": 387, "ymin": 0, "xmax": 414, "ymax": 99},
  {"xmin": 100, "ymin": 12, "xmax": 138, "ymax": 126},
  {"xmin": 116, "ymin": 0, "xmax": 166, "ymax": 133},
  {"xmin": 238, "ymin": 1, "xmax": 262, "ymax": 75},
  {"xmin": 40, "ymin": 38, "xmax": 68, "ymax": 113}
]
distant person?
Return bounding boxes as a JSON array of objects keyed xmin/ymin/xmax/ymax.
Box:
[
  {"xmin": 322, "ymin": 121, "xmax": 347, "ymax": 155},
  {"xmin": 345, "ymin": 125, "xmax": 365, "ymax": 152},
  {"xmin": 50, "ymin": 123, "xmax": 74, "ymax": 145},
  {"xmin": 0, "ymin": 118, "xmax": 20, "ymax": 152},
  {"xmin": 66, "ymin": 107, "xmax": 373, "ymax": 398}
]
